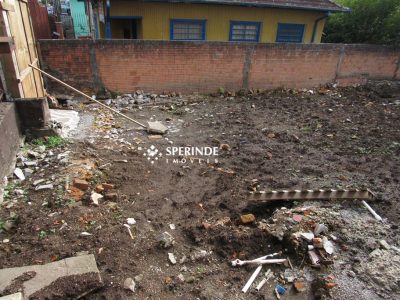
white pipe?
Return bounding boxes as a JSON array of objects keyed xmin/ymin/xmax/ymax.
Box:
[
  {"xmin": 255, "ymin": 269, "xmax": 272, "ymax": 291},
  {"xmin": 255, "ymin": 278, "xmax": 267, "ymax": 291},
  {"xmin": 231, "ymin": 252, "xmax": 281, "ymax": 267},
  {"xmin": 242, "ymin": 265, "xmax": 262, "ymax": 293},
  {"xmin": 238, "ymin": 259, "xmax": 287, "ymax": 267},
  {"xmin": 362, "ymin": 200, "xmax": 382, "ymax": 222}
]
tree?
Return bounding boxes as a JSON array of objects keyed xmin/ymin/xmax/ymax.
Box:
[{"xmin": 323, "ymin": 0, "xmax": 400, "ymax": 45}]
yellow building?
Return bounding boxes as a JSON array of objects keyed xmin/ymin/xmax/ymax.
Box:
[{"xmin": 96, "ymin": 0, "xmax": 349, "ymax": 43}]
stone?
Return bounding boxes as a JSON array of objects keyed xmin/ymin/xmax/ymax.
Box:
[
  {"xmin": 23, "ymin": 168, "xmax": 34, "ymax": 178},
  {"xmin": 27, "ymin": 150, "xmax": 40, "ymax": 158},
  {"xmin": 240, "ymin": 213, "xmax": 256, "ymax": 224},
  {"xmin": 293, "ymin": 279, "xmax": 306, "ymax": 292},
  {"xmin": 148, "ymin": 135, "xmax": 163, "ymax": 140},
  {"xmin": 90, "ymin": 192, "xmax": 103, "ymax": 206},
  {"xmin": 95, "ymin": 184, "xmax": 104, "ymax": 193},
  {"xmin": 379, "ymin": 240, "xmax": 391, "ymax": 250},
  {"xmin": 13, "ymin": 168, "xmax": 25, "ymax": 181},
  {"xmin": 323, "ymin": 237, "xmax": 334, "ymax": 254},
  {"xmin": 24, "ymin": 161, "xmax": 37, "ymax": 167},
  {"xmin": 105, "ymin": 202, "xmax": 118, "ymax": 210},
  {"xmin": 127, "ymin": 218, "xmax": 136, "ymax": 225},
  {"xmin": 0, "ymin": 255, "xmax": 102, "ymax": 299},
  {"xmin": 292, "ymin": 214, "xmax": 303, "ymax": 222},
  {"xmin": 159, "ymin": 231, "xmax": 174, "ymax": 248},
  {"xmin": 313, "ymin": 237, "xmax": 323, "ymax": 249},
  {"xmin": 147, "ymin": 121, "xmax": 168, "ymax": 134},
  {"xmin": 0, "ymin": 292, "xmax": 23, "ymax": 300},
  {"xmin": 300, "ymin": 232, "xmax": 315, "ymax": 242},
  {"xmin": 134, "ymin": 274, "xmax": 143, "ymax": 282},
  {"xmin": 177, "ymin": 273, "xmax": 185, "ymax": 282},
  {"xmin": 168, "ymin": 253, "xmax": 177, "ymax": 265},
  {"xmin": 102, "ymin": 183, "xmax": 114, "ymax": 190},
  {"xmin": 123, "ymin": 278, "xmax": 135, "ymax": 292},
  {"xmin": 33, "ymin": 179, "xmax": 45, "ymax": 186},
  {"xmin": 314, "ymin": 223, "xmax": 328, "ymax": 235},
  {"xmin": 35, "ymin": 184, "xmax": 54, "ymax": 191},
  {"xmin": 73, "ymin": 179, "xmax": 89, "ymax": 191},
  {"xmin": 105, "ymin": 192, "xmax": 118, "ymax": 200}
]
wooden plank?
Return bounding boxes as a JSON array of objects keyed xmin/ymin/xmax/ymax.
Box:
[
  {"xmin": 0, "ymin": 2, "xmax": 15, "ymax": 12},
  {"xmin": 18, "ymin": 0, "xmax": 43, "ymax": 96},
  {"xmin": 0, "ymin": 4, "xmax": 23, "ymax": 96},
  {"xmin": 0, "ymin": 36, "xmax": 12, "ymax": 43},
  {"xmin": 248, "ymin": 189, "xmax": 375, "ymax": 202}
]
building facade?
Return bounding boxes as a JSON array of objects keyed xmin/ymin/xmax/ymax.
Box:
[{"xmin": 95, "ymin": 0, "xmax": 348, "ymax": 43}]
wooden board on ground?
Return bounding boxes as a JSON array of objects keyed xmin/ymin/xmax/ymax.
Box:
[{"xmin": 248, "ymin": 189, "xmax": 375, "ymax": 202}]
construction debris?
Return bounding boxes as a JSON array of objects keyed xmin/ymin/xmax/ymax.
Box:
[
  {"xmin": 249, "ymin": 189, "xmax": 374, "ymax": 201},
  {"xmin": 361, "ymin": 200, "xmax": 382, "ymax": 221},
  {"xmin": 242, "ymin": 264, "xmax": 262, "ymax": 293},
  {"xmin": 123, "ymin": 277, "xmax": 136, "ymax": 292}
]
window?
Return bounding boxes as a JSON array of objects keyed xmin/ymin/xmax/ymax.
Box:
[
  {"xmin": 276, "ymin": 23, "xmax": 305, "ymax": 43},
  {"xmin": 229, "ymin": 21, "xmax": 261, "ymax": 42},
  {"xmin": 170, "ymin": 19, "xmax": 206, "ymax": 40}
]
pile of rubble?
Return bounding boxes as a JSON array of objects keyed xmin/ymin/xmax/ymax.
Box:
[{"xmin": 229, "ymin": 203, "xmax": 400, "ymax": 298}]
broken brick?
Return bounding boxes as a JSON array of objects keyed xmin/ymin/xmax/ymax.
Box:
[
  {"xmin": 240, "ymin": 214, "xmax": 256, "ymax": 224},
  {"xmin": 313, "ymin": 237, "xmax": 323, "ymax": 249},
  {"xmin": 73, "ymin": 179, "xmax": 89, "ymax": 191},
  {"xmin": 95, "ymin": 184, "xmax": 104, "ymax": 193},
  {"xmin": 293, "ymin": 279, "xmax": 306, "ymax": 292},
  {"xmin": 102, "ymin": 183, "xmax": 115, "ymax": 190},
  {"xmin": 202, "ymin": 222, "xmax": 212, "ymax": 230}
]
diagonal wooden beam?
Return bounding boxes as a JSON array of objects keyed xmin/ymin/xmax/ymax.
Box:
[{"xmin": 248, "ymin": 189, "xmax": 374, "ymax": 201}]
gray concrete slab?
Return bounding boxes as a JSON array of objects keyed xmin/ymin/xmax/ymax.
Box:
[
  {"xmin": 0, "ymin": 255, "xmax": 101, "ymax": 299},
  {"xmin": 0, "ymin": 293, "xmax": 23, "ymax": 300},
  {"xmin": 0, "ymin": 103, "xmax": 21, "ymax": 181}
]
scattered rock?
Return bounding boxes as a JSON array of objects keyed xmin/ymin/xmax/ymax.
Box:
[
  {"xmin": 177, "ymin": 273, "xmax": 185, "ymax": 282},
  {"xmin": 293, "ymin": 279, "xmax": 306, "ymax": 292},
  {"xmin": 240, "ymin": 213, "xmax": 256, "ymax": 224},
  {"xmin": 300, "ymin": 232, "xmax": 315, "ymax": 242},
  {"xmin": 159, "ymin": 231, "xmax": 174, "ymax": 248},
  {"xmin": 379, "ymin": 240, "xmax": 391, "ymax": 250},
  {"xmin": 13, "ymin": 168, "xmax": 25, "ymax": 181},
  {"xmin": 127, "ymin": 218, "xmax": 136, "ymax": 225},
  {"xmin": 123, "ymin": 278, "xmax": 135, "ymax": 292},
  {"xmin": 73, "ymin": 179, "xmax": 89, "ymax": 191},
  {"xmin": 35, "ymin": 184, "xmax": 54, "ymax": 191},
  {"xmin": 80, "ymin": 232, "xmax": 92, "ymax": 237},
  {"xmin": 23, "ymin": 168, "xmax": 34, "ymax": 178},
  {"xmin": 95, "ymin": 184, "xmax": 104, "ymax": 193},
  {"xmin": 168, "ymin": 253, "xmax": 177, "ymax": 265},
  {"xmin": 102, "ymin": 183, "xmax": 114, "ymax": 190},
  {"xmin": 219, "ymin": 144, "xmax": 231, "ymax": 151},
  {"xmin": 90, "ymin": 192, "xmax": 103, "ymax": 206},
  {"xmin": 33, "ymin": 179, "xmax": 45, "ymax": 186},
  {"xmin": 314, "ymin": 223, "xmax": 328, "ymax": 235},
  {"xmin": 105, "ymin": 193, "xmax": 118, "ymax": 200},
  {"xmin": 134, "ymin": 274, "xmax": 143, "ymax": 282}
]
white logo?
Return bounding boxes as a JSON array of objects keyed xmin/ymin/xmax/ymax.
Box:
[
  {"xmin": 143, "ymin": 145, "xmax": 162, "ymax": 164},
  {"xmin": 142, "ymin": 143, "xmax": 218, "ymax": 165}
]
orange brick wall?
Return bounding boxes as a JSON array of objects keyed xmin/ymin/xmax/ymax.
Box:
[{"xmin": 38, "ymin": 40, "xmax": 400, "ymax": 93}]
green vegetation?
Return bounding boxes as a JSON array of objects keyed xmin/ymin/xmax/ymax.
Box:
[
  {"xmin": 32, "ymin": 136, "xmax": 66, "ymax": 149},
  {"xmin": 323, "ymin": 0, "xmax": 400, "ymax": 45}
]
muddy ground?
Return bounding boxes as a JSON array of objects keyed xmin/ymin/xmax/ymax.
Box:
[{"xmin": 1, "ymin": 81, "xmax": 400, "ymax": 299}]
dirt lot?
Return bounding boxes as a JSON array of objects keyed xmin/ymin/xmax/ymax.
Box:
[{"xmin": 1, "ymin": 81, "xmax": 400, "ymax": 299}]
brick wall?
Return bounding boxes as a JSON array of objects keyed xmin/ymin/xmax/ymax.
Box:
[{"xmin": 38, "ymin": 40, "xmax": 400, "ymax": 94}]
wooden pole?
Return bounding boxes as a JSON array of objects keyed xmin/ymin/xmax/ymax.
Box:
[{"xmin": 29, "ymin": 64, "xmax": 147, "ymax": 128}]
